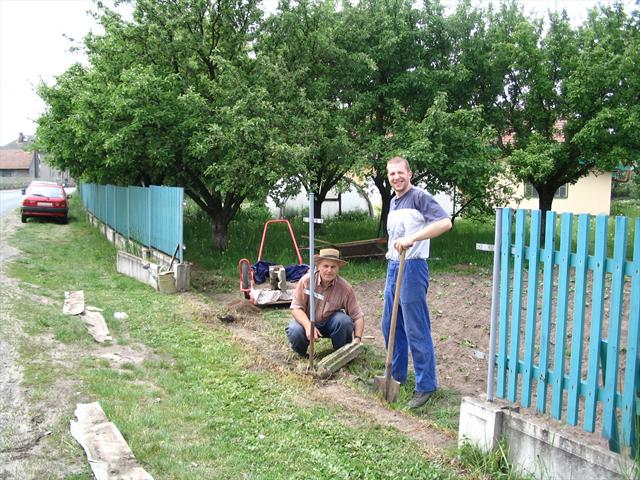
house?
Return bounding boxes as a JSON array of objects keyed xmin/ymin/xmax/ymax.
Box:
[
  {"xmin": 502, "ymin": 121, "xmax": 613, "ymax": 215},
  {"xmin": 0, "ymin": 133, "xmax": 70, "ymax": 187}
]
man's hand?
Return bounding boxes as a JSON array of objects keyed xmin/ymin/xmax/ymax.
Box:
[
  {"xmin": 306, "ymin": 325, "xmax": 321, "ymax": 341},
  {"xmin": 393, "ymin": 237, "xmax": 412, "ymax": 253}
]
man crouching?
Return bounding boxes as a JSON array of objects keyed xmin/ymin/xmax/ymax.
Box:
[{"xmin": 285, "ymin": 248, "xmax": 365, "ymax": 356}]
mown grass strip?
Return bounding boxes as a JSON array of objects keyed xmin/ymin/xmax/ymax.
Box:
[{"xmin": 7, "ymin": 202, "xmax": 462, "ymax": 479}]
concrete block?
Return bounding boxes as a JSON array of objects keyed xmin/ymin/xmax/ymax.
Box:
[
  {"xmin": 174, "ymin": 262, "xmax": 191, "ymax": 291},
  {"xmin": 458, "ymin": 397, "xmax": 638, "ymax": 480},
  {"xmin": 116, "ymin": 251, "xmax": 158, "ymax": 290},
  {"xmin": 458, "ymin": 396, "xmax": 503, "ymax": 452}
]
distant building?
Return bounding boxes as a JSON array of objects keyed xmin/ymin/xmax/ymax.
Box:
[
  {"xmin": 502, "ymin": 121, "xmax": 612, "ymax": 215},
  {"xmin": 0, "ymin": 133, "xmax": 70, "ymax": 186}
]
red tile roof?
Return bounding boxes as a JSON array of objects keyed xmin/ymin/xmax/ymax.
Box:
[{"xmin": 0, "ymin": 149, "xmax": 32, "ymax": 170}]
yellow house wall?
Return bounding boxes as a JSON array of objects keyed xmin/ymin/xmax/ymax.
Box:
[{"xmin": 507, "ymin": 171, "xmax": 612, "ymax": 215}]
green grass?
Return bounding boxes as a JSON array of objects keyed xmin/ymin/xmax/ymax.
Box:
[
  {"xmin": 184, "ymin": 199, "xmax": 496, "ymax": 288},
  {"xmin": 7, "ymin": 200, "xmax": 471, "ymax": 479}
]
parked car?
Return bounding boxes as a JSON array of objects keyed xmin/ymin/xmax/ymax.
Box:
[{"xmin": 21, "ymin": 181, "xmax": 69, "ymax": 224}]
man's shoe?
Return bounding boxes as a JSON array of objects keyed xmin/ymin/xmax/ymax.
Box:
[{"xmin": 408, "ymin": 390, "xmax": 435, "ymax": 409}]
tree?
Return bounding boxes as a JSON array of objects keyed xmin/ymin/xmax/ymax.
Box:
[
  {"xmin": 256, "ymin": 0, "xmax": 356, "ymax": 224},
  {"xmin": 36, "ymin": 0, "xmax": 297, "ymax": 250},
  {"xmin": 478, "ymin": 2, "xmax": 640, "ymax": 218}
]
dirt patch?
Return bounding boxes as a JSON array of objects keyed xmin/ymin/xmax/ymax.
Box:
[{"xmin": 186, "ymin": 293, "xmax": 459, "ymax": 453}]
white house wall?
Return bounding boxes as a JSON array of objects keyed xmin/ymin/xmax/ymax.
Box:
[
  {"xmin": 507, "ymin": 171, "xmax": 612, "ymax": 215},
  {"xmin": 267, "ymin": 182, "xmax": 455, "ymax": 219}
]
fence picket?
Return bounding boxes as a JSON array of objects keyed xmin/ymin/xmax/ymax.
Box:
[
  {"xmin": 536, "ymin": 211, "xmax": 557, "ymax": 414},
  {"xmin": 508, "ymin": 210, "xmax": 527, "ymax": 401},
  {"xmin": 521, "ymin": 210, "xmax": 541, "ymax": 408},
  {"xmin": 621, "ymin": 218, "xmax": 640, "ymax": 452},
  {"xmin": 567, "ymin": 214, "xmax": 591, "ymax": 425},
  {"xmin": 584, "ymin": 215, "xmax": 609, "ymax": 432},
  {"xmin": 497, "ymin": 208, "xmax": 513, "ymax": 398},
  {"xmin": 551, "ymin": 213, "xmax": 573, "ymax": 420},
  {"xmin": 602, "ymin": 217, "xmax": 628, "ymax": 441}
]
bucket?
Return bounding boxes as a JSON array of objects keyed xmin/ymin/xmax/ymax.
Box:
[{"xmin": 158, "ymin": 271, "xmax": 177, "ymax": 294}]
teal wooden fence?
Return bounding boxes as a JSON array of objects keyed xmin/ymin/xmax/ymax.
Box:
[
  {"xmin": 79, "ymin": 183, "xmax": 184, "ymax": 262},
  {"xmin": 487, "ymin": 208, "xmax": 639, "ymax": 456}
]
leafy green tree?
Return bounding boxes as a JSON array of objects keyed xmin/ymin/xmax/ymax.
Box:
[
  {"xmin": 256, "ymin": 0, "xmax": 356, "ymax": 224},
  {"xmin": 477, "ymin": 2, "xmax": 639, "ymax": 217},
  {"xmin": 37, "ymin": 0, "xmax": 295, "ymax": 250}
]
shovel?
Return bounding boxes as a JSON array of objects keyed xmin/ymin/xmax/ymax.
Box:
[{"xmin": 373, "ymin": 248, "xmax": 406, "ymax": 402}]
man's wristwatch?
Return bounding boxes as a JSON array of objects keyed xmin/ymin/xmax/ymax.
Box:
[{"xmin": 354, "ymin": 335, "xmax": 362, "ymax": 341}]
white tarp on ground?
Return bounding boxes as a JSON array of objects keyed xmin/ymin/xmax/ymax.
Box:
[
  {"xmin": 63, "ymin": 290, "xmax": 85, "ymax": 315},
  {"xmin": 80, "ymin": 307, "xmax": 112, "ymax": 343},
  {"xmin": 70, "ymin": 402, "xmax": 153, "ymax": 480},
  {"xmin": 250, "ymin": 288, "xmax": 294, "ymax": 305},
  {"xmin": 61, "ymin": 292, "xmax": 112, "ymax": 343}
]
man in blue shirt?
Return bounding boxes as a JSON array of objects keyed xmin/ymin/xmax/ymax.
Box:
[{"xmin": 383, "ymin": 156, "xmax": 452, "ymax": 408}]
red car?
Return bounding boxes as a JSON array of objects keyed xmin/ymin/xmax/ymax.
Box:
[{"xmin": 21, "ymin": 181, "xmax": 69, "ymax": 224}]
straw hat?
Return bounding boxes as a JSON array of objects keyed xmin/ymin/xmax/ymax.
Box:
[{"xmin": 314, "ymin": 248, "xmax": 347, "ymax": 267}]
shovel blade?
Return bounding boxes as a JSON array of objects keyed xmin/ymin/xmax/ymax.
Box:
[{"xmin": 373, "ymin": 375, "xmax": 401, "ymax": 403}]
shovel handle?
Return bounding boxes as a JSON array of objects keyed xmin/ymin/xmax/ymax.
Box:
[{"xmin": 384, "ymin": 249, "xmax": 406, "ymax": 381}]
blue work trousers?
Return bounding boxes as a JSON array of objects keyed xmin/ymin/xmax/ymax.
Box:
[
  {"xmin": 381, "ymin": 258, "xmax": 437, "ymax": 393},
  {"xmin": 286, "ymin": 311, "xmax": 355, "ymax": 356}
]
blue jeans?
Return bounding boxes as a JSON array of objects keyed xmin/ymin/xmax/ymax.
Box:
[
  {"xmin": 381, "ymin": 258, "xmax": 437, "ymax": 393},
  {"xmin": 286, "ymin": 311, "xmax": 355, "ymax": 355}
]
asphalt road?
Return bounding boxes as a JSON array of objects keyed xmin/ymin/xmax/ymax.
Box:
[{"xmin": 0, "ymin": 189, "xmax": 22, "ymax": 218}]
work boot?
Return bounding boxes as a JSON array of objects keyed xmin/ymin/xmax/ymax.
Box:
[{"xmin": 408, "ymin": 390, "xmax": 435, "ymax": 409}]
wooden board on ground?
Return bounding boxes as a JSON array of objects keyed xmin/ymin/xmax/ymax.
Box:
[
  {"xmin": 316, "ymin": 342, "xmax": 364, "ymax": 378},
  {"xmin": 70, "ymin": 402, "xmax": 153, "ymax": 480}
]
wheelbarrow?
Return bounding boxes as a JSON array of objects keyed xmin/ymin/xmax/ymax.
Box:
[{"xmin": 238, "ymin": 219, "xmax": 309, "ymax": 306}]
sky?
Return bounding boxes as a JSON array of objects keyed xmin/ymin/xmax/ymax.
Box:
[{"xmin": 0, "ymin": 0, "xmax": 637, "ymax": 147}]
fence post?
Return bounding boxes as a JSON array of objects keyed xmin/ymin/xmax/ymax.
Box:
[{"xmin": 486, "ymin": 208, "xmax": 502, "ymax": 402}]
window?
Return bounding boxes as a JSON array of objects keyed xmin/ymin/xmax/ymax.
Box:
[{"xmin": 524, "ymin": 183, "xmax": 568, "ymax": 199}]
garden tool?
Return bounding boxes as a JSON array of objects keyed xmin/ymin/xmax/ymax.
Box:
[{"xmin": 373, "ymin": 248, "xmax": 406, "ymax": 402}]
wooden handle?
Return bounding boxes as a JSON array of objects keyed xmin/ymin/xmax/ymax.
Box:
[{"xmin": 384, "ymin": 249, "xmax": 406, "ymax": 380}]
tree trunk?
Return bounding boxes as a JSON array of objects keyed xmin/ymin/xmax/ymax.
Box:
[
  {"xmin": 537, "ymin": 187, "xmax": 555, "ymax": 242},
  {"xmin": 211, "ymin": 216, "xmax": 230, "ymax": 251}
]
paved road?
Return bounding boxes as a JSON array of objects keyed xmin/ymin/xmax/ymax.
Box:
[{"xmin": 0, "ymin": 190, "xmax": 22, "ymax": 218}]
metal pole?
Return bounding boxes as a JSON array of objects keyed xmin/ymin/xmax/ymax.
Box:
[
  {"xmin": 308, "ymin": 193, "xmax": 315, "ymax": 369},
  {"xmin": 486, "ymin": 208, "xmax": 503, "ymax": 402}
]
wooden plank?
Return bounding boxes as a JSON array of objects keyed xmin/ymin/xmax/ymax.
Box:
[
  {"xmin": 497, "ymin": 208, "xmax": 513, "ymax": 398},
  {"xmin": 507, "ymin": 209, "xmax": 527, "ymax": 402},
  {"xmin": 566, "ymin": 214, "xmax": 590, "ymax": 425},
  {"xmin": 551, "ymin": 213, "xmax": 573, "ymax": 420},
  {"xmin": 70, "ymin": 402, "xmax": 153, "ymax": 480},
  {"xmin": 602, "ymin": 217, "xmax": 628, "ymax": 441},
  {"xmin": 521, "ymin": 210, "xmax": 541, "ymax": 408},
  {"xmin": 584, "ymin": 215, "xmax": 609, "ymax": 432},
  {"xmin": 621, "ymin": 218, "xmax": 640, "ymax": 451},
  {"xmin": 536, "ymin": 211, "xmax": 557, "ymax": 414}
]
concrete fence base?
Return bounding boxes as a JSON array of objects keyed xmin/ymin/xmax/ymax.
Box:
[
  {"xmin": 87, "ymin": 212, "xmax": 190, "ymax": 292},
  {"xmin": 458, "ymin": 397, "xmax": 637, "ymax": 480}
]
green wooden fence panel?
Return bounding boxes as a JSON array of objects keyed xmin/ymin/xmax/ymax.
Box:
[
  {"xmin": 536, "ymin": 210, "xmax": 557, "ymax": 414},
  {"xmin": 497, "ymin": 208, "xmax": 513, "ymax": 398},
  {"xmin": 551, "ymin": 213, "xmax": 573, "ymax": 420},
  {"xmin": 521, "ymin": 210, "xmax": 541, "ymax": 408},
  {"xmin": 621, "ymin": 218, "xmax": 640, "ymax": 454},
  {"xmin": 508, "ymin": 209, "xmax": 527, "ymax": 402},
  {"xmin": 602, "ymin": 217, "xmax": 628, "ymax": 440},
  {"xmin": 584, "ymin": 216, "xmax": 608, "ymax": 432},
  {"xmin": 567, "ymin": 214, "xmax": 590, "ymax": 426}
]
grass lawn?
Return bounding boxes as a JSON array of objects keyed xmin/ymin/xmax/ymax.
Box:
[{"xmin": 5, "ymin": 199, "xmax": 492, "ymax": 479}]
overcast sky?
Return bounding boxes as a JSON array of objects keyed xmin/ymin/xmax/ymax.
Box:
[{"xmin": 0, "ymin": 0, "xmax": 637, "ymax": 146}]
